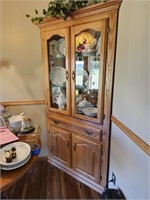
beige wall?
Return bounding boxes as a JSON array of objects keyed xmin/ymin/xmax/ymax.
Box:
[
  {"xmin": 0, "ymin": 0, "xmax": 48, "ymax": 101},
  {"xmin": 0, "ymin": 0, "xmax": 149, "ymax": 198},
  {"xmin": 0, "ymin": 0, "xmax": 49, "ymax": 156},
  {"xmin": 109, "ymin": 0, "xmax": 150, "ymax": 199}
]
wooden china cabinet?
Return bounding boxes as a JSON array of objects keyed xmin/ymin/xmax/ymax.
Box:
[{"xmin": 36, "ymin": 0, "xmax": 122, "ymax": 193}]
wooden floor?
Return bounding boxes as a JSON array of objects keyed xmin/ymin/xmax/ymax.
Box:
[{"xmin": 3, "ymin": 157, "xmax": 102, "ymax": 199}]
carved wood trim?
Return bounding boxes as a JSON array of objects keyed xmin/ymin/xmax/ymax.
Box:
[
  {"xmin": 0, "ymin": 100, "xmax": 45, "ymax": 107},
  {"xmin": 36, "ymin": 1, "xmax": 122, "ymax": 29},
  {"xmin": 111, "ymin": 115, "xmax": 150, "ymax": 156}
]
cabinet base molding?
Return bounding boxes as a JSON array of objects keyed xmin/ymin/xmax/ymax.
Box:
[{"xmin": 48, "ymin": 156, "xmax": 104, "ymax": 194}]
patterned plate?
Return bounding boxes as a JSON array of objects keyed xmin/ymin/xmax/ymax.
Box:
[{"xmin": 50, "ymin": 66, "xmax": 66, "ymax": 86}]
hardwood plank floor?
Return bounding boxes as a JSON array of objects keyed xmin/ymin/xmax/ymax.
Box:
[{"xmin": 2, "ymin": 157, "xmax": 102, "ymax": 199}]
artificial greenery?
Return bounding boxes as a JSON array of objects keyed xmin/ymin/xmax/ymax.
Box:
[{"xmin": 26, "ymin": 0, "xmax": 104, "ymax": 23}]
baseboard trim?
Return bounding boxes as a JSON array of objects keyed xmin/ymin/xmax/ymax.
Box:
[
  {"xmin": 37, "ymin": 156, "xmax": 48, "ymax": 162},
  {"xmin": 111, "ymin": 115, "xmax": 150, "ymax": 156}
]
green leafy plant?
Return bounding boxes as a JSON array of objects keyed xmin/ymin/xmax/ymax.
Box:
[{"xmin": 26, "ymin": 0, "xmax": 104, "ymax": 23}]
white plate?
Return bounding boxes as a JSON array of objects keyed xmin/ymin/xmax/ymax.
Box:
[
  {"xmin": 0, "ymin": 153, "xmax": 31, "ymax": 170},
  {"xmin": 96, "ymin": 36, "xmax": 101, "ymax": 56},
  {"xmin": 49, "ymin": 40, "xmax": 57, "ymax": 56},
  {"xmin": 56, "ymin": 38, "xmax": 65, "ymax": 56},
  {"xmin": 0, "ymin": 142, "xmax": 31, "ymax": 167},
  {"xmin": 50, "ymin": 66, "xmax": 66, "ymax": 86},
  {"xmin": 76, "ymin": 68, "xmax": 88, "ymax": 86}
]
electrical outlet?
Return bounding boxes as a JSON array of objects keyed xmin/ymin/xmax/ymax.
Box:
[{"xmin": 112, "ymin": 172, "xmax": 116, "ymax": 185}]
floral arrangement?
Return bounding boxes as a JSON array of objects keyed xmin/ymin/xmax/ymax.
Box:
[
  {"xmin": 26, "ymin": 0, "xmax": 104, "ymax": 23},
  {"xmin": 76, "ymin": 31, "xmax": 97, "ymax": 54}
]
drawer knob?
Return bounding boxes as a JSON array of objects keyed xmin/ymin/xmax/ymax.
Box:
[
  {"xmin": 85, "ymin": 129, "xmax": 93, "ymax": 135},
  {"xmin": 53, "ymin": 120, "xmax": 59, "ymax": 125}
]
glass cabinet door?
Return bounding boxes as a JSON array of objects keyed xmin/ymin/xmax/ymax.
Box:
[
  {"xmin": 45, "ymin": 29, "xmax": 70, "ymax": 115},
  {"xmin": 71, "ymin": 21, "xmax": 107, "ymax": 124}
]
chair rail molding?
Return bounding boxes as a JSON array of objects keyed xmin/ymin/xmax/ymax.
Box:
[
  {"xmin": 0, "ymin": 100, "xmax": 45, "ymax": 106},
  {"xmin": 111, "ymin": 115, "xmax": 150, "ymax": 156}
]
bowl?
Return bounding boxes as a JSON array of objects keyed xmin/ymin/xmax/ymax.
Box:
[
  {"xmin": 82, "ymin": 107, "xmax": 97, "ymax": 117},
  {"xmin": 9, "ymin": 123, "xmax": 22, "ymax": 132},
  {"xmin": 78, "ymin": 98, "xmax": 92, "ymax": 108}
]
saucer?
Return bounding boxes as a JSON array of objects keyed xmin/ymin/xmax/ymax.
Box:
[{"xmin": 20, "ymin": 126, "xmax": 35, "ymax": 134}]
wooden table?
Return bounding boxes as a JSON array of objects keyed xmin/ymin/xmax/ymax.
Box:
[{"xmin": 0, "ymin": 126, "xmax": 41, "ymax": 193}]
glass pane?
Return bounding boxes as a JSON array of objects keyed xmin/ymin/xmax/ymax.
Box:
[
  {"xmin": 75, "ymin": 29, "xmax": 101, "ymax": 118},
  {"xmin": 48, "ymin": 35, "xmax": 67, "ymax": 110}
]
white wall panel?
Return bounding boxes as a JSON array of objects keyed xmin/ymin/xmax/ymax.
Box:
[{"xmin": 110, "ymin": 0, "xmax": 150, "ymax": 199}]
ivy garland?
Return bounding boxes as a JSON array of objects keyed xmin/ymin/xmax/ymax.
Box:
[{"xmin": 26, "ymin": 0, "xmax": 104, "ymax": 23}]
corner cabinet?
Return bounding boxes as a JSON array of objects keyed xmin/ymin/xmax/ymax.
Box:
[{"xmin": 36, "ymin": 0, "xmax": 122, "ymax": 194}]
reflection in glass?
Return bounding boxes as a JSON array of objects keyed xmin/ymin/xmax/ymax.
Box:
[
  {"xmin": 75, "ymin": 29, "xmax": 101, "ymax": 118},
  {"xmin": 48, "ymin": 35, "xmax": 67, "ymax": 110}
]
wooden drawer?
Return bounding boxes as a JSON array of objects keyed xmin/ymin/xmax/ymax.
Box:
[{"xmin": 49, "ymin": 118, "xmax": 102, "ymax": 142}]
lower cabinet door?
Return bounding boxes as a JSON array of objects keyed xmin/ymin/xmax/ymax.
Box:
[
  {"xmin": 51, "ymin": 126, "xmax": 71, "ymax": 167},
  {"xmin": 72, "ymin": 135, "xmax": 102, "ymax": 183}
]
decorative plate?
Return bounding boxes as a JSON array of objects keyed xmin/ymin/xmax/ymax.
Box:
[
  {"xmin": 56, "ymin": 38, "xmax": 65, "ymax": 56},
  {"xmin": 50, "ymin": 66, "xmax": 66, "ymax": 86},
  {"xmin": 49, "ymin": 40, "xmax": 57, "ymax": 56},
  {"xmin": 0, "ymin": 142, "xmax": 31, "ymax": 167},
  {"xmin": 0, "ymin": 154, "xmax": 31, "ymax": 170},
  {"xmin": 76, "ymin": 68, "xmax": 89, "ymax": 86},
  {"xmin": 96, "ymin": 36, "xmax": 101, "ymax": 56}
]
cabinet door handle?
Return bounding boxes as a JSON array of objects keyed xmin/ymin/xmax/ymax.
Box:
[
  {"xmin": 85, "ymin": 129, "xmax": 93, "ymax": 135},
  {"xmin": 66, "ymin": 70, "xmax": 69, "ymax": 81},
  {"xmin": 65, "ymin": 140, "xmax": 69, "ymax": 148},
  {"xmin": 72, "ymin": 143, "xmax": 76, "ymax": 151},
  {"xmin": 72, "ymin": 71, "xmax": 75, "ymax": 81},
  {"xmin": 53, "ymin": 120, "xmax": 59, "ymax": 125}
]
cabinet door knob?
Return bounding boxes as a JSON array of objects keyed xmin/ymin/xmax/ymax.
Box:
[
  {"xmin": 66, "ymin": 70, "xmax": 69, "ymax": 81},
  {"xmin": 72, "ymin": 143, "xmax": 76, "ymax": 151},
  {"xmin": 65, "ymin": 140, "xmax": 69, "ymax": 148},
  {"xmin": 72, "ymin": 71, "xmax": 75, "ymax": 81},
  {"xmin": 85, "ymin": 129, "xmax": 93, "ymax": 135}
]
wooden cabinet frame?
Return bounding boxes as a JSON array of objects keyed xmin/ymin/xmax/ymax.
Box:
[
  {"xmin": 71, "ymin": 19, "xmax": 108, "ymax": 124},
  {"xmin": 36, "ymin": 0, "xmax": 122, "ymax": 194}
]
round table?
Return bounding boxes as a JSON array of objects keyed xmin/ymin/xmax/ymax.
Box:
[{"xmin": 0, "ymin": 126, "xmax": 41, "ymax": 193}]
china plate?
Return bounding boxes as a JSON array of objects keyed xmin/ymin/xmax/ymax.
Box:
[
  {"xmin": 0, "ymin": 153, "xmax": 31, "ymax": 170},
  {"xmin": 96, "ymin": 36, "xmax": 101, "ymax": 56},
  {"xmin": 76, "ymin": 68, "xmax": 88, "ymax": 86},
  {"xmin": 0, "ymin": 142, "xmax": 31, "ymax": 166},
  {"xmin": 56, "ymin": 38, "xmax": 65, "ymax": 56},
  {"xmin": 50, "ymin": 66, "xmax": 66, "ymax": 86},
  {"xmin": 49, "ymin": 40, "xmax": 57, "ymax": 56}
]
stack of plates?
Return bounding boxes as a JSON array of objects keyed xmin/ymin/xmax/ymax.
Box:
[{"xmin": 0, "ymin": 142, "xmax": 31, "ymax": 170}]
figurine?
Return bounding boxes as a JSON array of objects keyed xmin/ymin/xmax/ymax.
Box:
[
  {"xmin": 20, "ymin": 113, "xmax": 32, "ymax": 131},
  {"xmin": 55, "ymin": 91, "xmax": 66, "ymax": 110}
]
